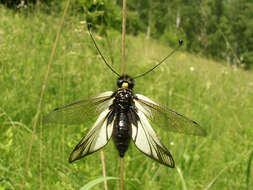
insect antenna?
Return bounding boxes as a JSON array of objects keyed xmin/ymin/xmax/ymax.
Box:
[
  {"xmin": 133, "ymin": 40, "xmax": 183, "ymax": 79},
  {"xmin": 87, "ymin": 23, "xmax": 120, "ymax": 77}
]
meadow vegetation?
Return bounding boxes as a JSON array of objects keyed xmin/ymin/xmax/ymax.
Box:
[{"xmin": 0, "ymin": 5, "xmax": 253, "ymax": 190}]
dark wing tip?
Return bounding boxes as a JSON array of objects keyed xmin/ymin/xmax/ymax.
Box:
[
  {"xmin": 42, "ymin": 110, "xmax": 57, "ymax": 124},
  {"xmin": 42, "ymin": 106, "xmax": 62, "ymax": 125},
  {"xmin": 69, "ymin": 153, "xmax": 79, "ymax": 163},
  {"xmin": 42, "ymin": 108, "xmax": 59, "ymax": 124},
  {"xmin": 162, "ymin": 159, "xmax": 175, "ymax": 168},
  {"xmin": 194, "ymin": 122, "xmax": 207, "ymax": 137},
  {"xmin": 167, "ymin": 162, "xmax": 175, "ymax": 168},
  {"xmin": 68, "ymin": 146, "xmax": 84, "ymax": 163},
  {"xmin": 162, "ymin": 149, "xmax": 175, "ymax": 168},
  {"xmin": 69, "ymin": 157, "xmax": 74, "ymax": 163}
]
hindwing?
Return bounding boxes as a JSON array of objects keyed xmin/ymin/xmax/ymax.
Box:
[
  {"xmin": 69, "ymin": 108, "xmax": 115, "ymax": 162},
  {"xmin": 131, "ymin": 108, "xmax": 174, "ymax": 167}
]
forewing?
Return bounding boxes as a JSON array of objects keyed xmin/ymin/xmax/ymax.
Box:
[
  {"xmin": 134, "ymin": 94, "xmax": 206, "ymax": 136},
  {"xmin": 43, "ymin": 91, "xmax": 114, "ymax": 125},
  {"xmin": 131, "ymin": 110, "xmax": 174, "ymax": 167},
  {"xmin": 69, "ymin": 108, "xmax": 114, "ymax": 162}
]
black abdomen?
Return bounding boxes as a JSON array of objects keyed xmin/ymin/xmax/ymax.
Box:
[{"xmin": 112, "ymin": 112, "xmax": 132, "ymax": 157}]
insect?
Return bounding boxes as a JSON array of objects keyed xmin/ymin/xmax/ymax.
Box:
[{"xmin": 44, "ymin": 24, "xmax": 206, "ymax": 167}]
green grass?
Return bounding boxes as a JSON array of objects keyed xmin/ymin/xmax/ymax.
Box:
[{"xmin": 1, "ymin": 6, "xmax": 253, "ymax": 190}]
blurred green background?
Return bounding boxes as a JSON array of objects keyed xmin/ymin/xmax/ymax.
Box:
[{"xmin": 0, "ymin": 0, "xmax": 252, "ymax": 189}]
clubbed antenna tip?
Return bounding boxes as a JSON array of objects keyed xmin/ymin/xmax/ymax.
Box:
[
  {"xmin": 179, "ymin": 39, "xmax": 183, "ymax": 45},
  {"xmin": 133, "ymin": 39, "xmax": 184, "ymax": 79},
  {"xmin": 87, "ymin": 23, "xmax": 92, "ymax": 30}
]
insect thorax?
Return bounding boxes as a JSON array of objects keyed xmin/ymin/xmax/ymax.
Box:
[{"xmin": 113, "ymin": 88, "xmax": 134, "ymax": 110}]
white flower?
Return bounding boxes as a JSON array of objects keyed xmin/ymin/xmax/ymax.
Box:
[{"xmin": 190, "ymin": 66, "xmax": 195, "ymax": 72}]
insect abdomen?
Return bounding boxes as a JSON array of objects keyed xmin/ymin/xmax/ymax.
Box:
[{"xmin": 112, "ymin": 112, "xmax": 132, "ymax": 157}]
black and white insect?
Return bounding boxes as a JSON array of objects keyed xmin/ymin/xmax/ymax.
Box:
[{"xmin": 44, "ymin": 24, "xmax": 206, "ymax": 167}]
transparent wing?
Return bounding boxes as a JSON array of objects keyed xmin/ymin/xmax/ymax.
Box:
[
  {"xmin": 69, "ymin": 108, "xmax": 114, "ymax": 162},
  {"xmin": 134, "ymin": 94, "xmax": 206, "ymax": 136},
  {"xmin": 43, "ymin": 91, "xmax": 114, "ymax": 125},
  {"xmin": 131, "ymin": 110, "xmax": 174, "ymax": 167}
]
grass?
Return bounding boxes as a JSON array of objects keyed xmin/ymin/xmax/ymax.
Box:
[{"xmin": 0, "ymin": 5, "xmax": 253, "ymax": 190}]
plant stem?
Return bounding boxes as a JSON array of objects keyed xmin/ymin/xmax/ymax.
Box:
[
  {"xmin": 20, "ymin": 0, "xmax": 70, "ymax": 189},
  {"xmin": 101, "ymin": 151, "xmax": 108, "ymax": 190},
  {"xmin": 120, "ymin": 157, "xmax": 124, "ymax": 190},
  {"xmin": 121, "ymin": 0, "xmax": 127, "ymax": 75}
]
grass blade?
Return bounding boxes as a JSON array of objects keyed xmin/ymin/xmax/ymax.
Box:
[
  {"xmin": 100, "ymin": 151, "xmax": 108, "ymax": 190},
  {"xmin": 80, "ymin": 177, "xmax": 119, "ymax": 190},
  {"xmin": 204, "ymin": 165, "xmax": 230, "ymax": 190},
  {"xmin": 246, "ymin": 150, "xmax": 253, "ymax": 190},
  {"xmin": 20, "ymin": 0, "xmax": 71, "ymax": 189},
  {"xmin": 176, "ymin": 167, "xmax": 187, "ymax": 190}
]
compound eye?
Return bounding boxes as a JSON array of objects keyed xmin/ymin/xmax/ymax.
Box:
[
  {"xmin": 128, "ymin": 82, "xmax": 133, "ymax": 89},
  {"xmin": 117, "ymin": 80, "xmax": 122, "ymax": 87},
  {"xmin": 127, "ymin": 80, "xmax": 134, "ymax": 89}
]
